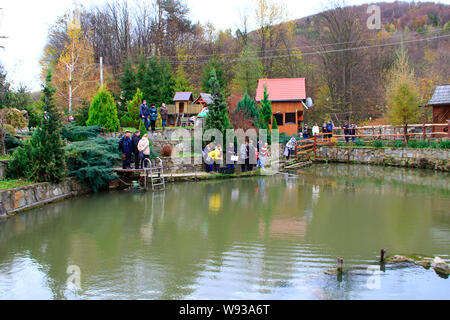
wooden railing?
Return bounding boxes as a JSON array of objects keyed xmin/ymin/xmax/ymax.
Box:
[{"xmin": 295, "ymin": 122, "xmax": 450, "ymax": 158}]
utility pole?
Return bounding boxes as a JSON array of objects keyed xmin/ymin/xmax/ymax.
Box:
[{"xmin": 100, "ymin": 56, "xmax": 103, "ymax": 89}]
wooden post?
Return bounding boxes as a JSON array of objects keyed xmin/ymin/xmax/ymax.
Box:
[
  {"xmin": 314, "ymin": 134, "xmax": 317, "ymax": 156},
  {"xmin": 448, "ymin": 120, "xmax": 450, "ymax": 139},
  {"xmin": 423, "ymin": 124, "xmax": 426, "ymax": 141}
]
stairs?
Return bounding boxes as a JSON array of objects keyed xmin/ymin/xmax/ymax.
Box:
[{"xmin": 143, "ymin": 158, "xmax": 166, "ymax": 191}]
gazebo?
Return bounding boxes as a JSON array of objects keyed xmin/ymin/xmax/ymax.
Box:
[
  {"xmin": 193, "ymin": 93, "xmax": 213, "ymax": 108},
  {"xmin": 423, "ymin": 85, "xmax": 450, "ymax": 134}
]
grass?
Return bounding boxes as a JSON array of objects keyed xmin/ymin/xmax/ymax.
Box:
[
  {"xmin": 0, "ymin": 154, "xmax": 11, "ymax": 161},
  {"xmin": 0, "ymin": 179, "xmax": 35, "ymax": 190}
]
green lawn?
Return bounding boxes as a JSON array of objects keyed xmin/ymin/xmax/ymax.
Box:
[{"xmin": 0, "ymin": 179, "xmax": 35, "ymax": 190}]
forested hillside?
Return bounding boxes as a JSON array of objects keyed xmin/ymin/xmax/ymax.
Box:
[{"xmin": 4, "ymin": 0, "xmax": 449, "ymax": 126}]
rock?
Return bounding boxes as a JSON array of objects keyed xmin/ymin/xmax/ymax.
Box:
[
  {"xmin": 388, "ymin": 255, "xmax": 414, "ymax": 263},
  {"xmin": 415, "ymin": 260, "xmax": 431, "ymax": 268},
  {"xmin": 432, "ymin": 257, "xmax": 450, "ymax": 275}
]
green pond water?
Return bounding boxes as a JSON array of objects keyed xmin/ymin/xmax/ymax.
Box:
[{"xmin": 0, "ymin": 164, "xmax": 449, "ymax": 300}]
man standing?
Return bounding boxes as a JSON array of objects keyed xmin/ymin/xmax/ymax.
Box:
[
  {"xmin": 303, "ymin": 123, "xmax": 309, "ymax": 139},
  {"xmin": 132, "ymin": 130, "xmax": 141, "ymax": 169},
  {"xmin": 160, "ymin": 103, "xmax": 168, "ymax": 131},
  {"xmin": 149, "ymin": 104, "xmax": 158, "ymax": 133},
  {"xmin": 350, "ymin": 123, "xmax": 357, "ymax": 142},
  {"xmin": 326, "ymin": 120, "xmax": 334, "ymax": 138},
  {"xmin": 343, "ymin": 121, "xmax": 350, "ymax": 142},
  {"xmin": 119, "ymin": 130, "xmax": 133, "ymax": 169},
  {"xmin": 140, "ymin": 100, "xmax": 150, "ymax": 131}
]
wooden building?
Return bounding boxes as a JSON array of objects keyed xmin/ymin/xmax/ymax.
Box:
[
  {"xmin": 425, "ymin": 85, "xmax": 450, "ymax": 126},
  {"xmin": 255, "ymin": 78, "xmax": 307, "ymax": 136},
  {"xmin": 172, "ymin": 92, "xmax": 194, "ymax": 115},
  {"xmin": 193, "ymin": 93, "xmax": 213, "ymax": 108}
]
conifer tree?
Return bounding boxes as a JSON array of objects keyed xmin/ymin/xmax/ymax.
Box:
[
  {"xmin": 119, "ymin": 59, "xmax": 137, "ymax": 110},
  {"xmin": 86, "ymin": 88, "xmax": 120, "ymax": 132},
  {"xmin": 204, "ymin": 69, "xmax": 231, "ymax": 136},
  {"xmin": 8, "ymin": 70, "xmax": 67, "ymax": 183},
  {"xmin": 259, "ymin": 85, "xmax": 273, "ymax": 131},
  {"xmin": 123, "ymin": 88, "xmax": 143, "ymax": 128},
  {"xmin": 235, "ymin": 92, "xmax": 260, "ymax": 127},
  {"xmin": 201, "ymin": 58, "xmax": 230, "ymax": 98}
]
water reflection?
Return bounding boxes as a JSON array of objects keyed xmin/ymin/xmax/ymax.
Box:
[{"xmin": 0, "ymin": 164, "xmax": 448, "ymax": 299}]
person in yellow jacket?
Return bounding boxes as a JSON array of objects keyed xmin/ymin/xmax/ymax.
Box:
[{"xmin": 208, "ymin": 144, "xmax": 223, "ymax": 173}]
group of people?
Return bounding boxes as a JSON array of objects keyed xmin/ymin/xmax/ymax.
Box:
[
  {"xmin": 139, "ymin": 100, "xmax": 168, "ymax": 132},
  {"xmin": 118, "ymin": 130, "xmax": 151, "ymax": 169},
  {"xmin": 300, "ymin": 120, "xmax": 356, "ymax": 141},
  {"xmin": 202, "ymin": 140, "xmax": 271, "ymax": 174}
]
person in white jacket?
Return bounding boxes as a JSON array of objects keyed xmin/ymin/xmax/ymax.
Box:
[
  {"xmin": 312, "ymin": 122, "xmax": 320, "ymax": 136},
  {"xmin": 137, "ymin": 134, "xmax": 151, "ymax": 168}
]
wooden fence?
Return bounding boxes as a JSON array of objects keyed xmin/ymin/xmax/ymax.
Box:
[{"xmin": 295, "ymin": 122, "xmax": 450, "ymax": 157}]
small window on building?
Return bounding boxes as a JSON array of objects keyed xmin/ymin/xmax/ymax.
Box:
[
  {"xmin": 273, "ymin": 113, "xmax": 283, "ymax": 126},
  {"xmin": 285, "ymin": 113, "xmax": 296, "ymax": 124}
]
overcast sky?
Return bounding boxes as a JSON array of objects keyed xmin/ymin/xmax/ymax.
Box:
[{"xmin": 0, "ymin": 0, "xmax": 444, "ymax": 91}]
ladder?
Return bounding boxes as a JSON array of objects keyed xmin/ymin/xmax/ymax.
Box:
[{"xmin": 143, "ymin": 157, "xmax": 166, "ymax": 191}]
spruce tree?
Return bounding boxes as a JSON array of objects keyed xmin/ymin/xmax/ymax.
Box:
[
  {"xmin": 119, "ymin": 59, "xmax": 137, "ymax": 115},
  {"xmin": 272, "ymin": 116, "xmax": 278, "ymax": 130},
  {"xmin": 8, "ymin": 70, "xmax": 67, "ymax": 183},
  {"xmin": 236, "ymin": 92, "xmax": 260, "ymax": 127},
  {"xmin": 259, "ymin": 85, "xmax": 273, "ymax": 131},
  {"xmin": 124, "ymin": 88, "xmax": 143, "ymax": 128},
  {"xmin": 86, "ymin": 88, "xmax": 120, "ymax": 132},
  {"xmin": 204, "ymin": 69, "xmax": 231, "ymax": 136}
]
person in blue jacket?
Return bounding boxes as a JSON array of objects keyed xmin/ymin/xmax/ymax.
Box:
[
  {"xmin": 119, "ymin": 131, "xmax": 133, "ymax": 169},
  {"xmin": 326, "ymin": 120, "xmax": 334, "ymax": 138},
  {"xmin": 149, "ymin": 104, "xmax": 158, "ymax": 133},
  {"xmin": 139, "ymin": 100, "xmax": 150, "ymax": 131}
]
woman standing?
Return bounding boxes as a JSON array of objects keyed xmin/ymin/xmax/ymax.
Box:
[
  {"xmin": 137, "ymin": 134, "xmax": 151, "ymax": 168},
  {"xmin": 312, "ymin": 122, "xmax": 320, "ymax": 137},
  {"xmin": 149, "ymin": 104, "xmax": 158, "ymax": 133}
]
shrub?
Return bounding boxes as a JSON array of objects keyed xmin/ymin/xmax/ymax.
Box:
[
  {"xmin": 393, "ymin": 140, "xmax": 405, "ymax": 148},
  {"xmin": 417, "ymin": 140, "xmax": 429, "ymax": 149},
  {"xmin": 86, "ymin": 89, "xmax": 120, "ymax": 132},
  {"xmin": 65, "ymin": 136, "xmax": 121, "ymax": 192},
  {"xmin": 438, "ymin": 140, "xmax": 450, "ymax": 149},
  {"xmin": 62, "ymin": 123, "xmax": 105, "ymax": 142},
  {"xmin": 354, "ymin": 138, "xmax": 365, "ymax": 147},
  {"xmin": 139, "ymin": 120, "xmax": 148, "ymax": 135},
  {"xmin": 372, "ymin": 140, "xmax": 384, "ymax": 148},
  {"xmin": 161, "ymin": 145, "xmax": 173, "ymax": 157},
  {"xmin": 429, "ymin": 141, "xmax": 438, "ymax": 149},
  {"xmin": 4, "ymin": 132, "xmax": 23, "ymax": 154},
  {"xmin": 407, "ymin": 140, "xmax": 419, "ymax": 148},
  {"xmin": 73, "ymin": 101, "xmax": 90, "ymax": 127}
]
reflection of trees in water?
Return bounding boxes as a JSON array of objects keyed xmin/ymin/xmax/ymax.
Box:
[{"xmin": 0, "ymin": 165, "xmax": 447, "ymax": 299}]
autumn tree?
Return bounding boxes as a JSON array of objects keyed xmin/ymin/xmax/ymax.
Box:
[
  {"xmin": 386, "ymin": 49, "xmax": 420, "ymax": 142},
  {"xmin": 232, "ymin": 46, "xmax": 263, "ymax": 96},
  {"xmin": 53, "ymin": 25, "xmax": 98, "ymax": 114}
]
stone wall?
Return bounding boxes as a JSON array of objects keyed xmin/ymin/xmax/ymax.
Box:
[
  {"xmin": 315, "ymin": 146, "xmax": 449, "ymax": 171},
  {"xmin": 0, "ymin": 161, "xmax": 8, "ymax": 180},
  {"xmin": 0, "ymin": 178, "xmax": 91, "ymax": 216}
]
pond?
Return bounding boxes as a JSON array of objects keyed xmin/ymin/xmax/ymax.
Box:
[{"xmin": 0, "ymin": 164, "xmax": 449, "ymax": 300}]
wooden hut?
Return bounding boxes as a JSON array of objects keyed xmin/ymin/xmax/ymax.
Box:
[
  {"xmin": 193, "ymin": 93, "xmax": 213, "ymax": 109},
  {"xmin": 426, "ymin": 85, "xmax": 450, "ymax": 124},
  {"xmin": 255, "ymin": 78, "xmax": 308, "ymax": 136},
  {"xmin": 173, "ymin": 92, "xmax": 194, "ymax": 115}
]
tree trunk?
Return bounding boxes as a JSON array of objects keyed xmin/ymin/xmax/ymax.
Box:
[
  {"xmin": 404, "ymin": 123, "xmax": 408, "ymax": 144},
  {"xmin": 0, "ymin": 127, "xmax": 6, "ymax": 156}
]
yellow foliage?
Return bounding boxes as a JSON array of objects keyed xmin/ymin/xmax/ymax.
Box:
[{"xmin": 52, "ymin": 27, "xmax": 98, "ymax": 113}]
